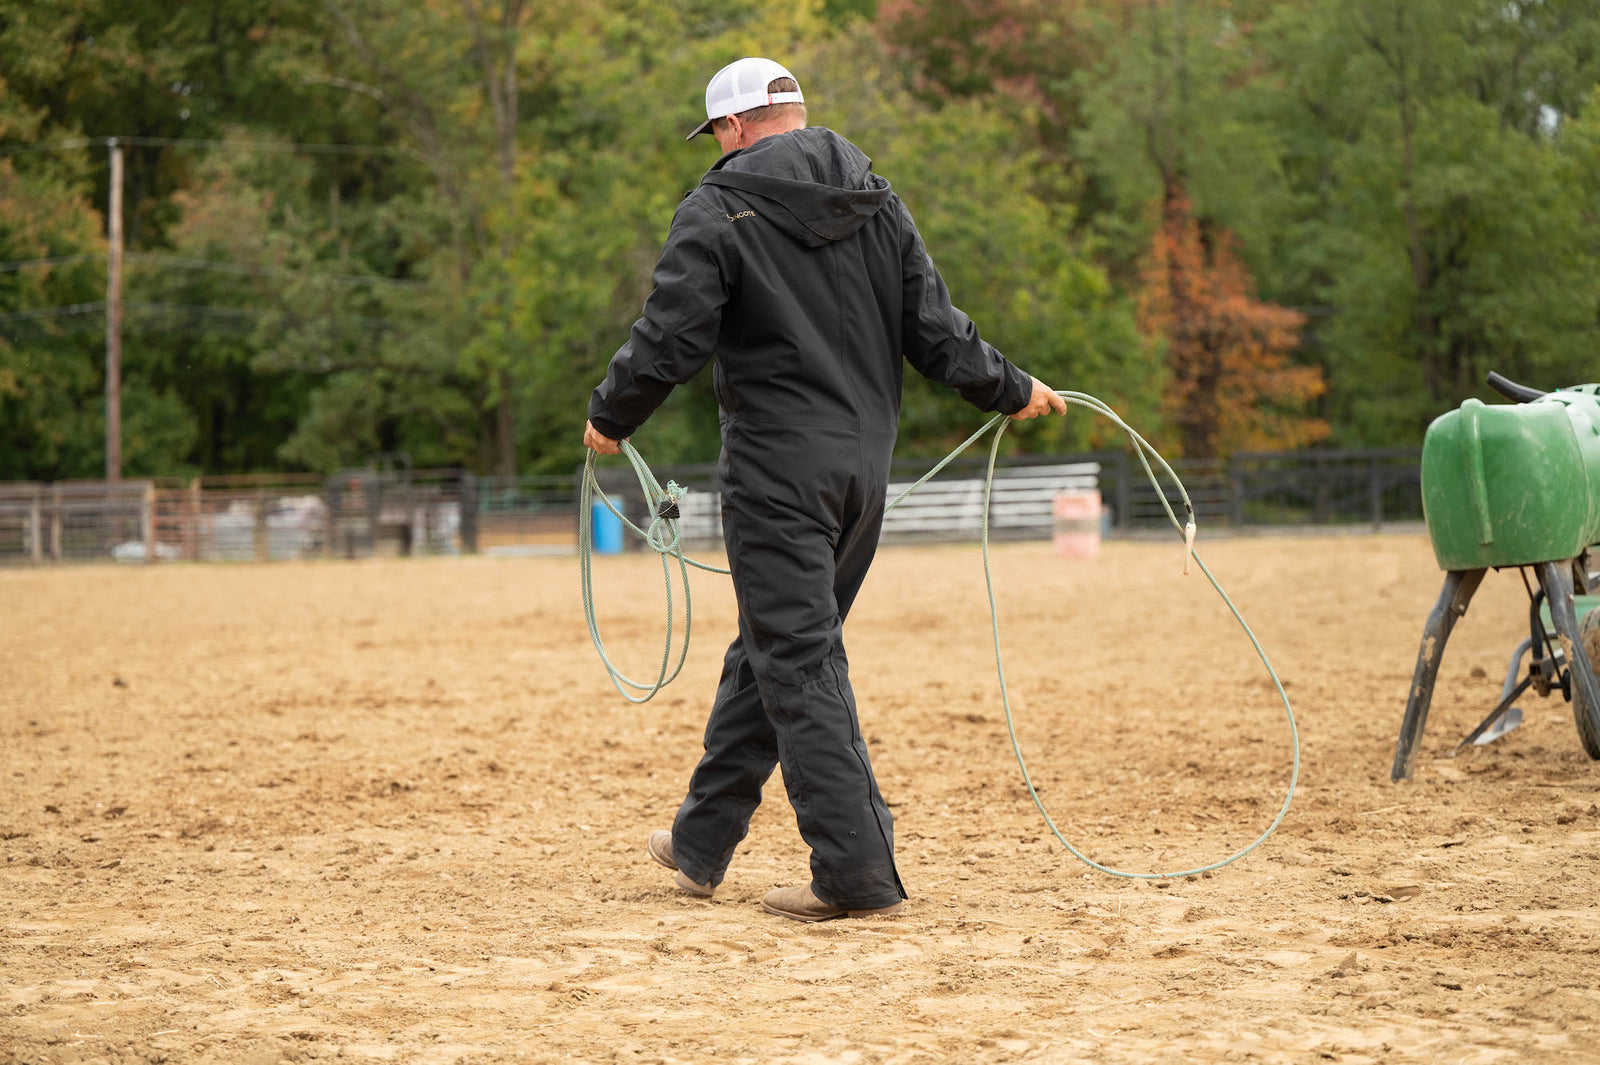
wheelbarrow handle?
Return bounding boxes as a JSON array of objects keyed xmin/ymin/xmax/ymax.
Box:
[{"xmin": 1486, "ymin": 371, "xmax": 1546, "ymax": 404}]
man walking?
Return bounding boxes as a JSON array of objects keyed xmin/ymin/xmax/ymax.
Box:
[{"xmin": 583, "ymin": 57, "xmax": 1067, "ymax": 922}]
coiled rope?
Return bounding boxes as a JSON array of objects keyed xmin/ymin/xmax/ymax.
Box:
[{"xmin": 579, "ymin": 391, "xmax": 1299, "ymax": 880}]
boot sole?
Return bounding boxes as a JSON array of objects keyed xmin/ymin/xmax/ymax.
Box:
[
  {"xmin": 761, "ymin": 900, "xmax": 844, "ymax": 922},
  {"xmin": 760, "ymin": 900, "xmax": 904, "ymax": 923}
]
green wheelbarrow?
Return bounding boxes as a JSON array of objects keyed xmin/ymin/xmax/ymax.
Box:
[{"xmin": 1391, "ymin": 372, "xmax": 1600, "ymax": 782}]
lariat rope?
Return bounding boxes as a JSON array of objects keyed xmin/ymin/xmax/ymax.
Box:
[{"xmin": 579, "ymin": 391, "xmax": 1299, "ymax": 880}]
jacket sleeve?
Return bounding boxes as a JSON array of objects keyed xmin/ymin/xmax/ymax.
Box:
[
  {"xmin": 896, "ymin": 196, "xmax": 1033, "ymax": 415},
  {"xmin": 587, "ymin": 198, "xmax": 734, "ymax": 439}
]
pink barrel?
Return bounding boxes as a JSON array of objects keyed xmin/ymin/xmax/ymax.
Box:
[{"xmin": 1052, "ymin": 491, "xmax": 1102, "ymax": 559}]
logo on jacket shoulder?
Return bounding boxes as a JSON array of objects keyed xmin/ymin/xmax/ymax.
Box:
[{"xmin": 726, "ymin": 210, "xmax": 755, "ymax": 222}]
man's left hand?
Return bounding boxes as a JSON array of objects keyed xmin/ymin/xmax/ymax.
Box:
[
  {"xmin": 584, "ymin": 420, "xmax": 624, "ymax": 455},
  {"xmin": 1009, "ymin": 377, "xmax": 1069, "ymax": 420}
]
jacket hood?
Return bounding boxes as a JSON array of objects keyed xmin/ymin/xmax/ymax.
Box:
[{"xmin": 700, "ymin": 127, "xmax": 891, "ymax": 248}]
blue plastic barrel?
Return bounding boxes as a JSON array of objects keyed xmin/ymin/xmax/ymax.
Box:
[{"xmin": 591, "ymin": 502, "xmax": 624, "ymax": 555}]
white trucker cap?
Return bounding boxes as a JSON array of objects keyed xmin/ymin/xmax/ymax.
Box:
[{"xmin": 685, "ymin": 57, "xmax": 805, "ymax": 141}]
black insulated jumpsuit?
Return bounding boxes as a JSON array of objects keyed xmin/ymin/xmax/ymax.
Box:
[{"xmin": 588, "ymin": 126, "xmax": 1032, "ymax": 910}]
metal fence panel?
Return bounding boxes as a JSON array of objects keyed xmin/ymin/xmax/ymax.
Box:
[
  {"xmin": 323, "ymin": 468, "xmax": 471, "ymax": 559},
  {"xmin": 0, "ymin": 481, "xmax": 176, "ymax": 565},
  {"xmin": 0, "ymin": 447, "xmax": 1426, "ymax": 565},
  {"xmin": 1124, "ymin": 458, "xmax": 1232, "ymax": 529},
  {"xmin": 0, "ymin": 469, "xmax": 478, "ymax": 565},
  {"xmin": 0, "ymin": 484, "xmax": 48, "ymax": 565},
  {"xmin": 476, "ymin": 474, "xmax": 579, "ymax": 555},
  {"xmin": 1227, "ymin": 448, "xmax": 1423, "ymax": 527},
  {"xmin": 1116, "ymin": 449, "xmax": 1424, "ymax": 531}
]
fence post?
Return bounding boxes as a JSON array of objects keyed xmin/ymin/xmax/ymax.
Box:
[
  {"xmin": 29, "ymin": 487, "xmax": 43, "ymax": 565},
  {"xmin": 50, "ymin": 485, "xmax": 62, "ymax": 562},
  {"xmin": 254, "ymin": 487, "xmax": 269, "ymax": 562},
  {"xmin": 323, "ymin": 479, "xmax": 336, "ymax": 559},
  {"xmin": 187, "ymin": 479, "xmax": 202, "ymax": 561},
  {"xmin": 1369, "ymin": 457, "xmax": 1384, "ymax": 530},
  {"xmin": 1112, "ymin": 451, "xmax": 1131, "ymax": 532},
  {"xmin": 142, "ymin": 481, "xmax": 156, "ymax": 564},
  {"xmin": 460, "ymin": 472, "xmax": 479, "ymax": 554},
  {"xmin": 1228, "ymin": 456, "xmax": 1245, "ymax": 528}
]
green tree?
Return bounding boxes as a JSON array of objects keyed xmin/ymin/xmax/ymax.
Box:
[
  {"xmin": 0, "ymin": 0, "xmax": 335, "ymax": 478},
  {"xmin": 1248, "ymin": 0, "xmax": 1600, "ymax": 441},
  {"xmin": 0, "ymin": 156, "xmax": 107, "ymax": 480},
  {"xmin": 1067, "ymin": 0, "xmax": 1321, "ymax": 455}
]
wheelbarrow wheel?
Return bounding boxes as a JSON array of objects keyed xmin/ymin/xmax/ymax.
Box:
[{"xmin": 1561, "ymin": 607, "xmax": 1600, "ymax": 760}]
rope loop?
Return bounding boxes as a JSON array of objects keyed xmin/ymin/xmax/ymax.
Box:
[
  {"xmin": 579, "ymin": 393, "xmax": 1300, "ymax": 878},
  {"xmin": 579, "ymin": 443, "xmax": 728, "ymax": 705}
]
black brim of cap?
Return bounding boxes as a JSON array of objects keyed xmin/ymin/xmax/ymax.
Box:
[{"xmin": 685, "ymin": 118, "xmax": 714, "ymax": 142}]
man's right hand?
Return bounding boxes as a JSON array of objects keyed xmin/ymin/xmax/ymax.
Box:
[
  {"xmin": 584, "ymin": 420, "xmax": 624, "ymax": 455},
  {"xmin": 1009, "ymin": 377, "xmax": 1069, "ymax": 420}
]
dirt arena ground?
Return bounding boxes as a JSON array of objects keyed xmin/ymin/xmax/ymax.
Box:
[{"xmin": 4, "ymin": 533, "xmax": 1599, "ymax": 1064}]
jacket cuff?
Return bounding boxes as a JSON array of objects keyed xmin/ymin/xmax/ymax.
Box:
[
  {"xmin": 993, "ymin": 364, "xmax": 1034, "ymax": 415},
  {"xmin": 588, "ymin": 414, "xmax": 633, "ymax": 441}
]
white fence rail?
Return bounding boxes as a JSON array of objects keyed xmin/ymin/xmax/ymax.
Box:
[
  {"xmin": 880, "ymin": 463, "xmax": 1100, "ymax": 541},
  {"xmin": 657, "ymin": 462, "xmax": 1100, "ymax": 549}
]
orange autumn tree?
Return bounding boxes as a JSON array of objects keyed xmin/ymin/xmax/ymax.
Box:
[{"xmin": 1139, "ymin": 183, "xmax": 1330, "ymax": 458}]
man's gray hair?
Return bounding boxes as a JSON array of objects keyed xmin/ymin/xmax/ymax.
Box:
[{"xmin": 713, "ymin": 77, "xmax": 807, "ymax": 132}]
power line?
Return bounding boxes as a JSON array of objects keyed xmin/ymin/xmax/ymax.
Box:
[
  {"xmin": 0, "ymin": 302, "xmax": 106, "ymax": 325},
  {"xmin": 125, "ymin": 252, "xmax": 428, "ymax": 287},
  {"xmin": 118, "ymin": 135, "xmax": 407, "ymax": 156},
  {"xmin": 128, "ymin": 301, "xmax": 276, "ymax": 321},
  {"xmin": 0, "ymin": 135, "xmax": 406, "ymax": 157},
  {"xmin": 0, "ymin": 310, "xmax": 436, "ymax": 349},
  {"xmin": 0, "ymin": 251, "xmax": 428, "ymax": 287},
  {"xmin": 1, "ymin": 300, "xmax": 411, "ymax": 328},
  {"xmin": 125, "ymin": 301, "xmax": 405, "ymax": 328},
  {"xmin": 0, "ymin": 138, "xmax": 96, "ymax": 156},
  {"xmin": 0, "ymin": 254, "xmax": 98, "ymax": 273}
]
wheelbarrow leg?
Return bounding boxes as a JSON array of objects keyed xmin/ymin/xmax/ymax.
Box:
[
  {"xmin": 1536, "ymin": 561, "xmax": 1600, "ymax": 759},
  {"xmin": 1392, "ymin": 568, "xmax": 1487, "ymax": 782}
]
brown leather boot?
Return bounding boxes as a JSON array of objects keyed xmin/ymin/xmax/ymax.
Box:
[
  {"xmin": 761, "ymin": 883, "xmax": 904, "ymax": 923},
  {"xmin": 646, "ymin": 830, "xmax": 713, "ymax": 897}
]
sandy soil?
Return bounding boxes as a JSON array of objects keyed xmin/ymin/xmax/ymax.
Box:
[{"xmin": 3, "ymin": 533, "xmax": 1599, "ymax": 1064}]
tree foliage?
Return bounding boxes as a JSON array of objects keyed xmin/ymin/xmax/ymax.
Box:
[
  {"xmin": 2, "ymin": 0, "xmax": 1599, "ymax": 478},
  {"xmin": 1139, "ymin": 183, "xmax": 1326, "ymax": 456},
  {"xmin": 1243, "ymin": 0, "xmax": 1600, "ymax": 441}
]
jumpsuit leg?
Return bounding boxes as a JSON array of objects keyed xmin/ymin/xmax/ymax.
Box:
[
  {"xmin": 668, "ymin": 427, "xmax": 904, "ymax": 910},
  {"xmin": 669, "ymin": 636, "xmax": 778, "ymax": 888},
  {"xmin": 726, "ymin": 427, "xmax": 904, "ymax": 911}
]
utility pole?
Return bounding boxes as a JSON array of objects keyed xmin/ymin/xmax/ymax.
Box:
[{"xmin": 105, "ymin": 137, "xmax": 124, "ymax": 482}]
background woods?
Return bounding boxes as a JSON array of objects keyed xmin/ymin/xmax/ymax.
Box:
[{"xmin": 3, "ymin": 0, "xmax": 1598, "ymax": 480}]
